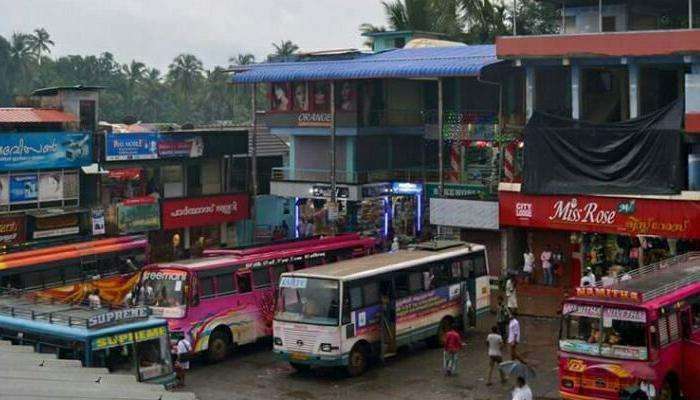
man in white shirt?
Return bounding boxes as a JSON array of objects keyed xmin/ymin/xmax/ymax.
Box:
[
  {"xmin": 541, "ymin": 246, "xmax": 553, "ymax": 286},
  {"xmin": 522, "ymin": 250, "xmax": 534, "ymax": 283},
  {"xmin": 175, "ymin": 334, "xmax": 193, "ymax": 387},
  {"xmin": 88, "ymin": 289, "xmax": 101, "ymax": 309},
  {"xmin": 508, "ymin": 313, "xmax": 526, "ymax": 364},
  {"xmin": 580, "ymin": 268, "xmax": 596, "ymax": 287},
  {"xmin": 486, "ymin": 326, "xmax": 506, "ymax": 385},
  {"xmin": 512, "ymin": 377, "xmax": 533, "ymax": 400}
]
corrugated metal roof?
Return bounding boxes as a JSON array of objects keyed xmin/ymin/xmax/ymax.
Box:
[
  {"xmin": 0, "ymin": 108, "xmax": 77, "ymax": 123},
  {"xmin": 231, "ymin": 45, "xmax": 499, "ymax": 84}
]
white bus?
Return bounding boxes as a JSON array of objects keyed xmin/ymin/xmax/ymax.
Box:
[{"xmin": 273, "ymin": 240, "xmax": 490, "ymax": 376}]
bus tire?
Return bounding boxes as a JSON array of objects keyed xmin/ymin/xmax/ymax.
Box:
[
  {"xmin": 207, "ymin": 328, "xmax": 232, "ymax": 363},
  {"xmin": 346, "ymin": 343, "xmax": 368, "ymax": 377},
  {"xmin": 289, "ymin": 362, "xmax": 311, "ymax": 372},
  {"xmin": 428, "ymin": 317, "xmax": 452, "ymax": 348}
]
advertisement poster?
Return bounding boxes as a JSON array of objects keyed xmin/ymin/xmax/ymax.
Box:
[
  {"xmin": 32, "ymin": 213, "xmax": 81, "ymax": 239},
  {"xmin": 105, "ymin": 133, "xmax": 159, "ymax": 161},
  {"xmin": 0, "ymin": 175, "xmax": 8, "ymax": 205},
  {"xmin": 91, "ymin": 208, "xmax": 106, "ymax": 236},
  {"xmin": 499, "ymin": 190, "xmax": 700, "ymax": 239},
  {"xmin": 161, "ymin": 194, "xmax": 250, "ymax": 230},
  {"xmin": 38, "ymin": 172, "xmax": 63, "ymax": 201},
  {"xmin": 0, "ymin": 216, "xmax": 26, "ymax": 245},
  {"xmin": 0, "ymin": 132, "xmax": 92, "ymax": 170},
  {"xmin": 10, "ymin": 174, "xmax": 38, "ymax": 202},
  {"xmin": 62, "ymin": 171, "xmax": 79, "ymax": 198},
  {"xmin": 117, "ymin": 201, "xmax": 161, "ymax": 234},
  {"xmin": 157, "ymin": 135, "xmax": 204, "ymax": 158}
]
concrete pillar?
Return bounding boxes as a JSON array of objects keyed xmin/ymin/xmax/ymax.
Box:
[
  {"xmin": 629, "ymin": 63, "xmax": 640, "ymax": 119},
  {"xmin": 571, "ymin": 64, "xmax": 581, "ymax": 120},
  {"xmin": 346, "ymin": 136, "xmax": 356, "ymax": 183},
  {"xmin": 526, "ymin": 66, "xmax": 535, "ymax": 119},
  {"xmin": 288, "ymin": 136, "xmax": 296, "ymax": 180}
]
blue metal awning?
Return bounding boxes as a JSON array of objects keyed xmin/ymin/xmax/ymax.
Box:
[{"xmin": 231, "ymin": 45, "xmax": 500, "ymax": 84}]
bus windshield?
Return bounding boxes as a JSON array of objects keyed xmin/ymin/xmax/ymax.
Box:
[
  {"xmin": 275, "ymin": 277, "xmax": 340, "ymax": 326},
  {"xmin": 560, "ymin": 303, "xmax": 648, "ymax": 361},
  {"xmin": 140, "ymin": 270, "xmax": 187, "ymax": 318}
]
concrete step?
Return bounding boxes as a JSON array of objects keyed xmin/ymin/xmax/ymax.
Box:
[{"xmin": 0, "ymin": 345, "xmax": 38, "ymax": 354}]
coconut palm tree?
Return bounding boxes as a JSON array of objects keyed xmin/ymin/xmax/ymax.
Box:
[
  {"xmin": 9, "ymin": 33, "xmax": 34, "ymax": 94},
  {"xmin": 270, "ymin": 40, "xmax": 299, "ymax": 59},
  {"xmin": 359, "ymin": 23, "xmax": 387, "ymax": 48},
  {"xmin": 229, "ymin": 53, "xmax": 256, "ymax": 67},
  {"xmin": 167, "ymin": 53, "xmax": 204, "ymax": 93},
  {"xmin": 122, "ymin": 60, "xmax": 146, "ymax": 115},
  {"xmin": 460, "ymin": 0, "xmax": 509, "ymax": 43},
  {"xmin": 27, "ymin": 28, "xmax": 54, "ymax": 64}
]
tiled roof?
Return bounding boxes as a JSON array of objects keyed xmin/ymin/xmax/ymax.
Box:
[{"xmin": 0, "ymin": 108, "xmax": 77, "ymax": 123}]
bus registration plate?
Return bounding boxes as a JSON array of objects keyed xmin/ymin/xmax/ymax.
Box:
[{"xmin": 290, "ymin": 352, "xmax": 309, "ymax": 361}]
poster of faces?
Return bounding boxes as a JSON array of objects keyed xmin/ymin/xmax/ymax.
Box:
[
  {"xmin": 312, "ymin": 82, "xmax": 329, "ymax": 112},
  {"xmin": 292, "ymin": 82, "xmax": 308, "ymax": 111},
  {"xmin": 338, "ymin": 81, "xmax": 356, "ymax": 112},
  {"xmin": 271, "ymin": 83, "xmax": 291, "ymax": 111},
  {"xmin": 39, "ymin": 172, "xmax": 64, "ymax": 201},
  {"xmin": 0, "ymin": 175, "xmax": 8, "ymax": 205}
]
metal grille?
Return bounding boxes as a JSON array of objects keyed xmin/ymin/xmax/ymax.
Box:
[{"xmin": 283, "ymin": 328, "xmax": 317, "ymax": 353}]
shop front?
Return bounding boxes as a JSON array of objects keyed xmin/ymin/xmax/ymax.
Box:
[
  {"xmin": 500, "ymin": 190, "xmax": 700, "ymax": 288},
  {"xmin": 160, "ymin": 193, "xmax": 250, "ymax": 260}
]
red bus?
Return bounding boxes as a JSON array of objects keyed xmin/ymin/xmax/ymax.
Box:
[
  {"xmin": 139, "ymin": 234, "xmax": 377, "ymax": 361},
  {"xmin": 0, "ymin": 235, "xmax": 148, "ymax": 305},
  {"xmin": 559, "ymin": 252, "xmax": 700, "ymax": 400}
]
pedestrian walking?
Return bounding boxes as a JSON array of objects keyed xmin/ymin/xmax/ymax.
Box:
[
  {"xmin": 486, "ymin": 326, "xmax": 507, "ymax": 385},
  {"xmin": 442, "ymin": 321, "xmax": 463, "ymax": 376},
  {"xmin": 508, "ymin": 312, "xmax": 526, "ymax": 364},
  {"xmin": 505, "ymin": 277, "xmax": 518, "ymax": 313},
  {"xmin": 496, "ymin": 297, "xmax": 511, "ymax": 341},
  {"xmin": 512, "ymin": 376, "xmax": 533, "ymax": 400},
  {"xmin": 541, "ymin": 245, "xmax": 553, "ymax": 286},
  {"xmin": 522, "ymin": 249, "xmax": 534, "ymax": 283},
  {"xmin": 175, "ymin": 334, "xmax": 193, "ymax": 387}
]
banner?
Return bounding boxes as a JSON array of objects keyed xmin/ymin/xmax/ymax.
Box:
[
  {"xmin": 91, "ymin": 208, "xmax": 106, "ymax": 235},
  {"xmin": 522, "ymin": 101, "xmax": 683, "ymax": 195},
  {"xmin": 499, "ymin": 190, "xmax": 700, "ymax": 239},
  {"xmin": 105, "ymin": 133, "xmax": 205, "ymax": 161},
  {"xmin": 0, "ymin": 132, "xmax": 92, "ymax": 170},
  {"xmin": 117, "ymin": 201, "xmax": 161, "ymax": 234},
  {"xmin": 161, "ymin": 194, "xmax": 250, "ymax": 230},
  {"xmin": 425, "ymin": 183, "xmax": 487, "ymax": 199},
  {"xmin": 10, "ymin": 174, "xmax": 38, "ymax": 202},
  {"xmin": 38, "ymin": 172, "xmax": 63, "ymax": 201},
  {"xmin": 0, "ymin": 216, "xmax": 26, "ymax": 245},
  {"xmin": 32, "ymin": 212, "xmax": 81, "ymax": 239}
]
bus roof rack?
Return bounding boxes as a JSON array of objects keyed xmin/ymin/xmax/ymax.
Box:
[
  {"xmin": 578, "ymin": 252, "xmax": 700, "ymax": 303},
  {"xmin": 415, "ymin": 240, "xmax": 468, "ymax": 251}
]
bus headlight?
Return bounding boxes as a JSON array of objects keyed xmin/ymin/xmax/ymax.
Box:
[
  {"xmin": 274, "ymin": 337, "xmax": 283, "ymax": 346},
  {"xmin": 320, "ymin": 343, "xmax": 333, "ymax": 352},
  {"xmin": 561, "ymin": 379, "xmax": 574, "ymax": 389}
]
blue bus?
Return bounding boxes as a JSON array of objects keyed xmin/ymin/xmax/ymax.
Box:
[{"xmin": 0, "ymin": 297, "xmax": 175, "ymax": 387}]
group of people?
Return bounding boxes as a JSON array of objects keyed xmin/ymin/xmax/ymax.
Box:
[
  {"xmin": 522, "ymin": 245, "xmax": 564, "ymax": 286},
  {"xmin": 441, "ymin": 301, "xmax": 532, "ymax": 400}
]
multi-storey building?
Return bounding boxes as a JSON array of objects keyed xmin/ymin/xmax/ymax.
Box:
[{"xmin": 495, "ymin": 0, "xmax": 700, "ymax": 315}]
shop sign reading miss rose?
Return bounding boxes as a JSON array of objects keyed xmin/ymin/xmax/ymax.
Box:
[
  {"xmin": 161, "ymin": 194, "xmax": 250, "ymax": 230},
  {"xmin": 548, "ymin": 198, "xmax": 617, "ymax": 225}
]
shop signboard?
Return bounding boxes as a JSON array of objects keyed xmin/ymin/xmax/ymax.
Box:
[
  {"xmin": 391, "ymin": 182, "xmax": 422, "ymax": 195},
  {"xmin": 91, "ymin": 326, "xmax": 167, "ymax": 351},
  {"xmin": 499, "ymin": 191, "xmax": 700, "ymax": 239},
  {"xmin": 87, "ymin": 307, "xmax": 150, "ymax": 329},
  {"xmin": 311, "ymin": 184, "xmax": 350, "ymax": 199},
  {"xmin": 105, "ymin": 133, "xmax": 159, "ymax": 161},
  {"xmin": 32, "ymin": 212, "xmax": 81, "ymax": 239},
  {"xmin": 117, "ymin": 197, "xmax": 161, "ymax": 234},
  {"xmin": 105, "ymin": 133, "xmax": 205, "ymax": 161},
  {"xmin": 10, "ymin": 174, "xmax": 38, "ymax": 202},
  {"xmin": 91, "ymin": 208, "xmax": 106, "ymax": 235},
  {"xmin": 161, "ymin": 194, "xmax": 250, "ymax": 230},
  {"xmin": 425, "ymin": 183, "xmax": 487, "ymax": 199},
  {"xmin": 0, "ymin": 216, "xmax": 26, "ymax": 245},
  {"xmin": 297, "ymin": 113, "xmax": 332, "ymax": 127},
  {"xmin": 0, "ymin": 132, "xmax": 92, "ymax": 170}
]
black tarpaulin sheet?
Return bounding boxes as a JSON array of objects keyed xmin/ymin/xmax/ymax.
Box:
[{"xmin": 521, "ymin": 101, "xmax": 683, "ymax": 195}]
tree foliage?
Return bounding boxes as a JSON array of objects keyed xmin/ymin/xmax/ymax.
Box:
[{"xmin": 0, "ymin": 28, "xmax": 291, "ymax": 125}]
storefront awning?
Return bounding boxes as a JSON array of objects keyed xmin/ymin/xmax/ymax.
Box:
[{"xmin": 231, "ymin": 45, "xmax": 500, "ymax": 83}]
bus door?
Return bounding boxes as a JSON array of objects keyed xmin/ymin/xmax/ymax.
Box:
[
  {"xmin": 680, "ymin": 304, "xmax": 700, "ymax": 399},
  {"xmin": 379, "ymin": 278, "xmax": 396, "ymax": 359}
]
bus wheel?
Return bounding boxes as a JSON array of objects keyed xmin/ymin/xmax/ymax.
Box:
[
  {"xmin": 289, "ymin": 362, "xmax": 311, "ymax": 373},
  {"xmin": 658, "ymin": 376, "xmax": 680, "ymax": 400},
  {"xmin": 346, "ymin": 344, "xmax": 368, "ymax": 377},
  {"xmin": 207, "ymin": 329, "xmax": 231, "ymax": 363}
]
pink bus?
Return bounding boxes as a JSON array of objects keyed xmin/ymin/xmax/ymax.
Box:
[
  {"xmin": 559, "ymin": 252, "xmax": 700, "ymax": 400},
  {"xmin": 139, "ymin": 235, "xmax": 376, "ymax": 362}
]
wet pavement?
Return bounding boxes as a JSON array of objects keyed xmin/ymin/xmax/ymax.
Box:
[{"xmin": 182, "ymin": 316, "xmax": 561, "ymax": 400}]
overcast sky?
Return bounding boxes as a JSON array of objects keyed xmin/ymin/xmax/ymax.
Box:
[{"xmin": 0, "ymin": 0, "xmax": 386, "ymax": 70}]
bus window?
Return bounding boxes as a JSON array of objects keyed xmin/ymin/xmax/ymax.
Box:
[
  {"xmin": 422, "ymin": 268, "xmax": 435, "ymax": 291},
  {"xmin": 473, "ymin": 251, "xmax": 487, "ymax": 277},
  {"xmin": 253, "ymin": 268, "xmax": 271, "ymax": 288},
  {"xmin": 461, "ymin": 259, "xmax": 474, "ymax": 279},
  {"xmin": 691, "ymin": 299, "xmax": 700, "ymax": 330},
  {"xmin": 22, "ymin": 271, "xmax": 44, "ymax": 290},
  {"xmin": 237, "ymin": 273, "xmax": 252, "ymax": 294},
  {"xmin": 348, "ymin": 286, "xmax": 363, "ymax": 309},
  {"xmin": 395, "ymin": 274, "xmax": 410, "ymax": 298},
  {"xmin": 408, "ymin": 272, "xmax": 422, "ymax": 294},
  {"xmin": 433, "ymin": 262, "xmax": 452, "ymax": 288},
  {"xmin": 363, "ymin": 282, "xmax": 379, "ymax": 306},
  {"xmin": 216, "ymin": 273, "xmax": 236, "ymax": 295},
  {"xmin": 271, "ymin": 265, "xmax": 288, "ymax": 284},
  {"xmin": 199, "ymin": 276, "xmax": 215, "ymax": 299},
  {"xmin": 668, "ymin": 312, "xmax": 681, "ymax": 342}
]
